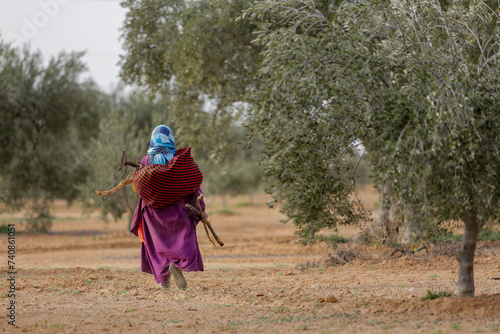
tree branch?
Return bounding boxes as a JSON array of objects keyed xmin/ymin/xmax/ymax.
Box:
[
  {"xmin": 95, "ymin": 173, "xmax": 134, "ymax": 197},
  {"xmin": 410, "ymin": 0, "xmax": 428, "ymax": 63}
]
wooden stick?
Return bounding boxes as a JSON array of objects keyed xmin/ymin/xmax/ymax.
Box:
[
  {"xmin": 185, "ymin": 203, "xmax": 217, "ymax": 246},
  {"xmin": 186, "ymin": 195, "xmax": 224, "ymax": 247},
  {"xmin": 185, "ymin": 203, "xmax": 201, "ymax": 216},
  {"xmin": 95, "ymin": 173, "xmax": 134, "ymax": 197},
  {"xmin": 196, "ymin": 195, "xmax": 224, "ymax": 247},
  {"xmin": 202, "ymin": 217, "xmax": 224, "ymax": 247},
  {"xmin": 203, "ymin": 222, "xmax": 216, "ymax": 247}
]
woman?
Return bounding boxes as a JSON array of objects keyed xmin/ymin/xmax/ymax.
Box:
[{"xmin": 130, "ymin": 125, "xmax": 206, "ymax": 290}]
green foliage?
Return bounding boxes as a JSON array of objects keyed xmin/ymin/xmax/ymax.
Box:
[
  {"xmin": 200, "ymin": 125, "xmax": 263, "ymax": 197},
  {"xmin": 0, "ymin": 40, "xmax": 105, "ymax": 230},
  {"xmin": 433, "ymin": 232, "xmax": 462, "ymax": 244},
  {"xmin": 243, "ymin": 0, "xmax": 373, "ymax": 241},
  {"xmin": 423, "ymin": 224, "xmax": 460, "ymax": 244},
  {"xmin": 245, "ymin": 0, "xmax": 500, "ymax": 243},
  {"xmin": 425, "ymin": 223, "xmax": 500, "ymax": 243},
  {"xmin": 477, "ymin": 226, "xmax": 500, "ymax": 242},
  {"xmin": 421, "ymin": 289, "xmax": 454, "ymax": 301},
  {"xmin": 314, "ymin": 234, "xmax": 347, "ymax": 245},
  {"xmin": 354, "ymin": 156, "xmax": 372, "ymax": 186},
  {"xmin": 363, "ymin": 1, "xmax": 500, "ymax": 227}
]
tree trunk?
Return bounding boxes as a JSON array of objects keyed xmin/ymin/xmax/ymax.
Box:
[
  {"xmin": 375, "ymin": 182, "xmax": 399, "ymax": 242},
  {"xmin": 397, "ymin": 211, "xmax": 422, "ymax": 244},
  {"xmin": 457, "ymin": 210, "xmax": 480, "ymax": 298}
]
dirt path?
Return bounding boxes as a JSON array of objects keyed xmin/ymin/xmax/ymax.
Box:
[{"xmin": 1, "ymin": 190, "xmax": 499, "ymax": 333}]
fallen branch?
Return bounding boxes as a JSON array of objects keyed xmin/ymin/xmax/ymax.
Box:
[
  {"xmin": 391, "ymin": 243, "xmax": 429, "ymax": 257},
  {"xmin": 334, "ymin": 255, "xmax": 348, "ymax": 264}
]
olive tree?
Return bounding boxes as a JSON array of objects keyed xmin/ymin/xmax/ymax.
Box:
[
  {"xmin": 76, "ymin": 107, "xmax": 143, "ymax": 227},
  {"xmin": 119, "ymin": 0, "xmax": 260, "ymax": 155},
  {"xmin": 0, "ymin": 40, "xmax": 104, "ymax": 231},
  {"xmin": 245, "ymin": 0, "xmax": 500, "ymax": 297},
  {"xmin": 119, "ymin": 0, "xmax": 264, "ymax": 198}
]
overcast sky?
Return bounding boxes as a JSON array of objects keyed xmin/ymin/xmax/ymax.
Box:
[{"xmin": 0, "ymin": 0, "xmax": 127, "ymax": 91}]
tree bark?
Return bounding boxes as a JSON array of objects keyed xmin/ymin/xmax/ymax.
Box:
[
  {"xmin": 457, "ymin": 210, "xmax": 480, "ymax": 298},
  {"xmin": 375, "ymin": 182, "xmax": 393, "ymax": 240},
  {"xmin": 397, "ymin": 211, "xmax": 421, "ymax": 244}
]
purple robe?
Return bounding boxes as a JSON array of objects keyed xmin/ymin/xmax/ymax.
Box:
[{"xmin": 130, "ymin": 155, "xmax": 205, "ymax": 284}]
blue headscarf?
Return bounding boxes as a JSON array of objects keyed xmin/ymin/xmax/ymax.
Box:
[{"xmin": 147, "ymin": 125, "xmax": 176, "ymax": 165}]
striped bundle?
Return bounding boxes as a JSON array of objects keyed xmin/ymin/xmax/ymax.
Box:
[{"xmin": 133, "ymin": 147, "xmax": 203, "ymax": 208}]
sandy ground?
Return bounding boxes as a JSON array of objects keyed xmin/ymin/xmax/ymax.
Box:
[{"xmin": 0, "ymin": 187, "xmax": 499, "ymax": 333}]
